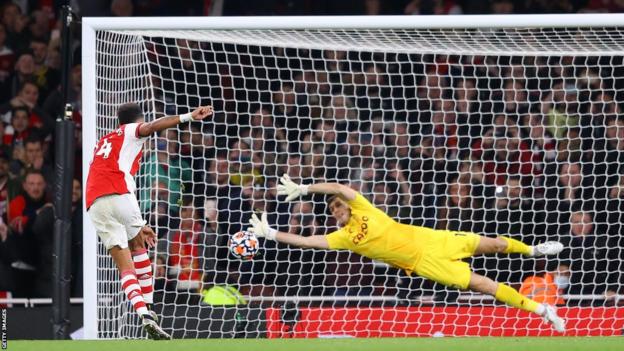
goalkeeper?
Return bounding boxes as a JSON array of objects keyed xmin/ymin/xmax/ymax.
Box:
[{"xmin": 248, "ymin": 175, "xmax": 566, "ymax": 332}]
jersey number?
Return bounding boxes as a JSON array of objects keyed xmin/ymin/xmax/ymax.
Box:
[{"xmin": 95, "ymin": 138, "xmax": 113, "ymax": 159}]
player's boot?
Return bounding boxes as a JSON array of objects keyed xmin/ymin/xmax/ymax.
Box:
[
  {"xmin": 142, "ymin": 313, "xmax": 171, "ymax": 340},
  {"xmin": 541, "ymin": 304, "xmax": 566, "ymax": 333},
  {"xmin": 531, "ymin": 241, "xmax": 564, "ymax": 257},
  {"xmin": 146, "ymin": 305, "xmax": 159, "ymax": 323}
]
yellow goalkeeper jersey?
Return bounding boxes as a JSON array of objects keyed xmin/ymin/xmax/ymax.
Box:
[{"xmin": 326, "ymin": 193, "xmax": 439, "ymax": 275}]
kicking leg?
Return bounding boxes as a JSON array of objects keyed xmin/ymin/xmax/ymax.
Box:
[
  {"xmin": 468, "ymin": 272, "xmax": 565, "ymax": 332},
  {"xmin": 109, "ymin": 245, "xmax": 150, "ymax": 318},
  {"xmin": 127, "ymin": 228, "xmax": 170, "ymax": 340},
  {"xmin": 129, "ymin": 232, "xmax": 154, "ymax": 305}
]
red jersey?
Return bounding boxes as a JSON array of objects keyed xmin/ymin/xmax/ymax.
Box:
[{"xmin": 85, "ymin": 123, "xmax": 145, "ymax": 208}]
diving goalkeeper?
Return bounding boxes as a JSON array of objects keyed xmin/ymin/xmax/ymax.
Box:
[{"xmin": 247, "ymin": 175, "xmax": 566, "ymax": 332}]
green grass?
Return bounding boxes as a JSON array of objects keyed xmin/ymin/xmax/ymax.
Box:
[{"xmin": 7, "ymin": 337, "xmax": 624, "ymax": 351}]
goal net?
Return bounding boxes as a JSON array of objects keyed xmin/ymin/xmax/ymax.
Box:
[{"xmin": 83, "ymin": 16, "xmax": 624, "ymax": 339}]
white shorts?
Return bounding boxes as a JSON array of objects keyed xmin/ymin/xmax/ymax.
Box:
[{"xmin": 88, "ymin": 193, "xmax": 147, "ymax": 250}]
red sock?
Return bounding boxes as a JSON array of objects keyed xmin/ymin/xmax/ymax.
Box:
[
  {"xmin": 121, "ymin": 270, "xmax": 148, "ymax": 317},
  {"xmin": 132, "ymin": 249, "xmax": 154, "ymax": 304}
]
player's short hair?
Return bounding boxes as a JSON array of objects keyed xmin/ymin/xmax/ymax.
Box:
[
  {"xmin": 327, "ymin": 194, "xmax": 344, "ymax": 209},
  {"xmin": 117, "ymin": 103, "xmax": 143, "ymax": 125}
]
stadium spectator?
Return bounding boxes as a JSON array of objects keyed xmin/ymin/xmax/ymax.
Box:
[
  {"xmin": 32, "ymin": 179, "xmax": 83, "ymax": 297},
  {"xmin": 43, "ymin": 63, "xmax": 81, "ymax": 121},
  {"xmin": 10, "ymin": 133, "xmax": 53, "ymax": 182},
  {"xmin": 482, "ymin": 174, "xmax": 544, "ymax": 282},
  {"xmin": 417, "ymin": 71, "xmax": 447, "ymax": 119},
  {"xmin": 293, "ymin": 70, "xmax": 331, "ymax": 116},
  {"xmin": 520, "ymin": 260, "xmax": 568, "ymax": 306},
  {"xmin": 144, "ymin": 179, "xmax": 171, "ymax": 230},
  {"xmin": 501, "ymin": 79, "xmax": 530, "ymax": 115},
  {"xmin": 201, "ymin": 198, "xmax": 227, "ymax": 279},
  {"xmin": 323, "ymin": 50, "xmax": 349, "ymax": 84},
  {"xmin": 0, "ymin": 23, "xmax": 14, "ymax": 88},
  {"xmin": 184, "ymin": 124, "xmax": 215, "ymax": 195},
  {"xmin": 437, "ymin": 173, "xmax": 483, "ymax": 233},
  {"xmin": 595, "ymin": 175, "xmax": 624, "ymax": 235},
  {"xmin": 2, "ymin": 107, "xmax": 33, "ymax": 155},
  {"xmin": 0, "ymin": 151, "xmax": 18, "ymax": 216},
  {"xmin": 541, "ymin": 80, "xmax": 580, "ymax": 139},
  {"xmin": 562, "ymin": 210, "xmax": 621, "ymax": 301},
  {"xmin": 29, "ymin": 38, "xmax": 59, "ymax": 102},
  {"xmin": 5, "ymin": 169, "xmax": 47, "ymax": 296},
  {"xmin": 201, "ymin": 154, "xmax": 229, "ymax": 198},
  {"xmin": 473, "ymin": 122, "xmax": 535, "ymax": 186},
  {"xmin": 141, "ymin": 129, "xmax": 192, "ymax": 215},
  {"xmin": 167, "ymin": 197, "xmax": 204, "ymax": 293},
  {"xmin": 354, "ymin": 64, "xmax": 393, "ymax": 120},
  {"xmin": 523, "ymin": 113, "xmax": 557, "ymax": 195},
  {"xmin": 272, "ymin": 83, "xmax": 310, "ymax": 142},
  {"xmin": 542, "ymin": 161, "xmax": 595, "ymax": 234},
  {"xmin": 484, "ymin": 175, "xmax": 541, "ymax": 237},
  {"xmin": 588, "ymin": 116, "xmax": 624, "ymax": 191},
  {"xmin": 3, "ymin": 80, "xmax": 52, "ymax": 134},
  {"xmin": 324, "ymin": 94, "xmax": 358, "ymax": 129},
  {"xmin": 2, "ymin": 53, "xmax": 34, "ymax": 102},
  {"xmin": 1, "ymin": 2, "xmax": 28, "ymax": 55},
  {"xmin": 579, "ymin": 91, "xmax": 617, "ymax": 153}
]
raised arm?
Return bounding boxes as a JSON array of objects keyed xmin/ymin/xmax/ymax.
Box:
[
  {"xmin": 137, "ymin": 105, "xmax": 213, "ymax": 137},
  {"xmin": 277, "ymin": 175, "xmax": 357, "ymax": 202},
  {"xmin": 247, "ymin": 213, "xmax": 329, "ymax": 249}
]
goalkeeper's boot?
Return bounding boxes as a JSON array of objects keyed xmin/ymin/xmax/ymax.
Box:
[
  {"xmin": 542, "ymin": 304, "xmax": 566, "ymax": 333},
  {"xmin": 531, "ymin": 241, "xmax": 564, "ymax": 257},
  {"xmin": 142, "ymin": 313, "xmax": 171, "ymax": 340}
]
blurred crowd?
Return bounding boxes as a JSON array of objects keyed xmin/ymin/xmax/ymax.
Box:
[
  {"xmin": 0, "ymin": 0, "xmax": 82, "ymax": 300},
  {"xmin": 0, "ymin": 0, "xmax": 623, "ymax": 309}
]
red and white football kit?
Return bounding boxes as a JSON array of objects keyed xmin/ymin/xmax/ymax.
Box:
[
  {"xmin": 86, "ymin": 122, "xmax": 156, "ymax": 307},
  {"xmin": 86, "ymin": 122, "xmax": 147, "ymax": 250}
]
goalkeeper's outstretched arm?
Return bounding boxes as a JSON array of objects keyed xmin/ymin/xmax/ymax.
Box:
[
  {"xmin": 277, "ymin": 175, "xmax": 357, "ymax": 201},
  {"xmin": 275, "ymin": 231, "xmax": 330, "ymax": 249},
  {"xmin": 247, "ymin": 213, "xmax": 330, "ymax": 249},
  {"xmin": 137, "ymin": 105, "xmax": 213, "ymax": 137}
]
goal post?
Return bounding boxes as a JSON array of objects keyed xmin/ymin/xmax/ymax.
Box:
[{"xmin": 82, "ymin": 14, "xmax": 624, "ymax": 339}]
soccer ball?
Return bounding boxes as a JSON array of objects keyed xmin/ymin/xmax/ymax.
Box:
[{"xmin": 228, "ymin": 231, "xmax": 259, "ymax": 260}]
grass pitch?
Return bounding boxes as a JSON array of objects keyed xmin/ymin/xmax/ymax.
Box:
[{"xmin": 7, "ymin": 337, "xmax": 624, "ymax": 351}]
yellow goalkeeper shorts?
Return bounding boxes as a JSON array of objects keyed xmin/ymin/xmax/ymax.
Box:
[{"xmin": 413, "ymin": 230, "xmax": 481, "ymax": 290}]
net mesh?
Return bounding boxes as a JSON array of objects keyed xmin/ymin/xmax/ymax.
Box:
[{"xmin": 92, "ymin": 25, "xmax": 624, "ymax": 338}]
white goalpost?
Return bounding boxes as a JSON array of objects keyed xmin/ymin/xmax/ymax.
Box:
[{"xmin": 82, "ymin": 14, "xmax": 624, "ymax": 339}]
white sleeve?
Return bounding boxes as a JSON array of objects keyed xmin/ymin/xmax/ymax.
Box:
[{"xmin": 124, "ymin": 123, "xmax": 147, "ymax": 142}]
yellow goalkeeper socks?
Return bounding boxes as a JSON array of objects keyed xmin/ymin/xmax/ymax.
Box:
[
  {"xmin": 499, "ymin": 236, "xmax": 532, "ymax": 256},
  {"xmin": 495, "ymin": 283, "xmax": 542, "ymax": 314}
]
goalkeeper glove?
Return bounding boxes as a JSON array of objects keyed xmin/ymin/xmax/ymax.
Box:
[
  {"xmin": 276, "ymin": 174, "xmax": 309, "ymax": 201},
  {"xmin": 247, "ymin": 213, "xmax": 277, "ymax": 241}
]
